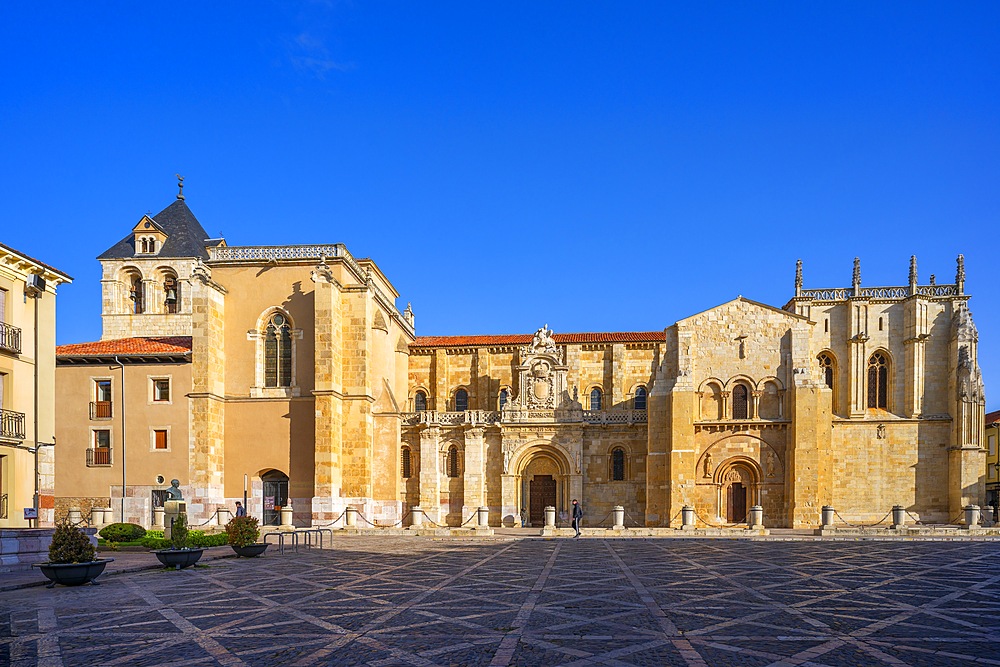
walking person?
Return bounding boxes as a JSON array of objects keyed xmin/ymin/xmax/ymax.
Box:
[
  {"xmin": 571, "ymin": 499, "xmax": 583, "ymax": 537},
  {"xmin": 235, "ymin": 501, "xmax": 246, "ymax": 517}
]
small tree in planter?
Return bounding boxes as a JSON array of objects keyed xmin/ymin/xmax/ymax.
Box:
[
  {"xmin": 225, "ymin": 516, "xmax": 269, "ymax": 557},
  {"xmin": 35, "ymin": 522, "xmax": 112, "ymax": 587},
  {"xmin": 154, "ymin": 513, "xmax": 204, "ymax": 570}
]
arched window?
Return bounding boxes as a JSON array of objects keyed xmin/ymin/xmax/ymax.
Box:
[
  {"xmin": 129, "ymin": 276, "xmax": 144, "ymax": 314},
  {"xmin": 414, "ymin": 391, "xmax": 427, "ymax": 412},
  {"xmin": 818, "ymin": 353, "xmax": 834, "ymax": 390},
  {"xmin": 447, "ymin": 445, "xmax": 459, "ymax": 478},
  {"xmin": 611, "ymin": 448, "xmax": 626, "ymax": 481},
  {"xmin": 401, "ymin": 446, "xmax": 412, "ymax": 479},
  {"xmin": 733, "ymin": 384, "xmax": 749, "ymax": 419},
  {"xmin": 634, "ymin": 386, "xmax": 647, "ymax": 410},
  {"xmin": 590, "ymin": 388, "xmax": 603, "ymax": 411},
  {"xmin": 454, "ymin": 388, "xmax": 468, "ymax": 412},
  {"xmin": 264, "ymin": 313, "xmax": 293, "ymax": 387},
  {"xmin": 867, "ymin": 352, "xmax": 889, "ymax": 409},
  {"xmin": 499, "ymin": 388, "xmax": 509, "ymax": 410},
  {"xmin": 163, "ymin": 275, "xmax": 179, "ymax": 314}
]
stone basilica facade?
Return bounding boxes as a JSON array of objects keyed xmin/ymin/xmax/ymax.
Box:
[{"xmin": 54, "ymin": 191, "xmax": 987, "ymax": 529}]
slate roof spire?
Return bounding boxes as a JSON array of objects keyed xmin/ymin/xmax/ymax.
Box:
[{"xmin": 97, "ymin": 190, "xmax": 212, "ymax": 260}]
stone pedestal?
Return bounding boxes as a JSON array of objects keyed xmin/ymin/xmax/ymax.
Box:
[
  {"xmin": 102, "ymin": 507, "xmax": 114, "ymax": 525},
  {"xmin": 612, "ymin": 505, "xmax": 625, "ymax": 531},
  {"xmin": 476, "ymin": 506, "xmax": 490, "ymax": 529},
  {"xmin": 821, "ymin": 505, "xmax": 835, "ymax": 528},
  {"xmin": 963, "ymin": 505, "xmax": 981, "ymax": 530},
  {"xmin": 153, "ymin": 506, "xmax": 165, "ymax": 529},
  {"xmin": 748, "ymin": 505, "xmax": 764, "ymax": 530},
  {"xmin": 217, "ymin": 508, "xmax": 232, "ymax": 526},
  {"xmin": 681, "ymin": 505, "xmax": 696, "ymax": 530},
  {"xmin": 90, "ymin": 507, "xmax": 105, "ymax": 527},
  {"xmin": 891, "ymin": 505, "xmax": 906, "ymax": 529},
  {"xmin": 409, "ymin": 507, "xmax": 424, "ymax": 529},
  {"xmin": 544, "ymin": 506, "xmax": 556, "ymax": 528},
  {"xmin": 279, "ymin": 504, "xmax": 294, "ymax": 531},
  {"xmin": 345, "ymin": 506, "xmax": 358, "ymax": 528},
  {"xmin": 67, "ymin": 507, "xmax": 82, "ymax": 525},
  {"xmin": 164, "ymin": 500, "xmax": 186, "ymax": 540}
]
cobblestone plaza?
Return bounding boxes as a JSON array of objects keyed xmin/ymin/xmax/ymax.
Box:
[{"xmin": 3, "ymin": 536, "xmax": 1000, "ymax": 666}]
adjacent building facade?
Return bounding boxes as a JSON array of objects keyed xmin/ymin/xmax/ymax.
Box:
[
  {"xmin": 0, "ymin": 243, "xmax": 71, "ymax": 527},
  {"xmin": 54, "ymin": 191, "xmax": 988, "ymax": 529}
]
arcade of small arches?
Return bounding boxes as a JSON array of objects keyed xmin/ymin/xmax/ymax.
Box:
[
  {"xmin": 115, "ymin": 266, "xmax": 182, "ymax": 315},
  {"xmin": 697, "ymin": 376, "xmax": 785, "ymax": 421}
]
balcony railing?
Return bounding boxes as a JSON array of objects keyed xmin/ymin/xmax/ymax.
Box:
[
  {"xmin": 0, "ymin": 409, "xmax": 25, "ymax": 440},
  {"xmin": 90, "ymin": 401, "xmax": 113, "ymax": 420},
  {"xmin": 0, "ymin": 321, "xmax": 21, "ymax": 355},
  {"xmin": 87, "ymin": 448, "xmax": 113, "ymax": 467}
]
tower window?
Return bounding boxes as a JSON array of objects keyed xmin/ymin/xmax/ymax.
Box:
[
  {"xmin": 733, "ymin": 384, "xmax": 749, "ymax": 419},
  {"xmin": 634, "ymin": 386, "xmax": 647, "ymax": 410},
  {"xmin": 818, "ymin": 353, "xmax": 834, "ymax": 390},
  {"xmin": 590, "ymin": 388, "xmax": 603, "ymax": 411},
  {"xmin": 414, "ymin": 391, "xmax": 427, "ymax": 412},
  {"xmin": 499, "ymin": 388, "xmax": 509, "ymax": 410},
  {"xmin": 454, "ymin": 388, "xmax": 468, "ymax": 412},
  {"xmin": 401, "ymin": 446, "xmax": 412, "ymax": 479},
  {"xmin": 867, "ymin": 352, "xmax": 889, "ymax": 409},
  {"xmin": 264, "ymin": 313, "xmax": 293, "ymax": 388},
  {"xmin": 447, "ymin": 446, "xmax": 459, "ymax": 478},
  {"xmin": 611, "ymin": 448, "xmax": 626, "ymax": 481}
]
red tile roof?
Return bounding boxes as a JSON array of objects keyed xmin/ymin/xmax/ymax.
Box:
[
  {"xmin": 987, "ymin": 409, "xmax": 1000, "ymax": 425},
  {"xmin": 411, "ymin": 331, "xmax": 665, "ymax": 348},
  {"xmin": 57, "ymin": 337, "xmax": 192, "ymax": 357}
]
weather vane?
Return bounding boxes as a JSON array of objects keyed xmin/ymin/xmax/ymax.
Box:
[{"xmin": 176, "ymin": 174, "xmax": 185, "ymax": 200}]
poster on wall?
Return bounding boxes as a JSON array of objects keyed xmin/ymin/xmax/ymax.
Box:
[{"xmin": 264, "ymin": 497, "xmax": 275, "ymax": 510}]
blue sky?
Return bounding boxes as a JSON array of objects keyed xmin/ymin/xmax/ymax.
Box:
[{"xmin": 2, "ymin": 3, "xmax": 998, "ymax": 409}]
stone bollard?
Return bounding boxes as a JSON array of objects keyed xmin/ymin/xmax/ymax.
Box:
[
  {"xmin": 477, "ymin": 506, "xmax": 490, "ymax": 529},
  {"xmin": 279, "ymin": 504, "xmax": 294, "ymax": 530},
  {"xmin": 345, "ymin": 506, "xmax": 358, "ymax": 528},
  {"xmin": 544, "ymin": 506, "xmax": 556, "ymax": 529},
  {"xmin": 217, "ymin": 507, "xmax": 232, "ymax": 526},
  {"xmin": 102, "ymin": 507, "xmax": 115, "ymax": 525},
  {"xmin": 964, "ymin": 505, "xmax": 981, "ymax": 529},
  {"xmin": 91, "ymin": 507, "xmax": 105, "ymax": 527},
  {"xmin": 985, "ymin": 506, "xmax": 995, "ymax": 526},
  {"xmin": 409, "ymin": 507, "xmax": 424, "ymax": 529},
  {"xmin": 821, "ymin": 506, "xmax": 835, "ymax": 528},
  {"xmin": 748, "ymin": 505, "xmax": 764, "ymax": 530},
  {"xmin": 67, "ymin": 507, "xmax": 82, "ymax": 526},
  {"xmin": 153, "ymin": 506, "xmax": 165, "ymax": 529},
  {"xmin": 612, "ymin": 505, "xmax": 625, "ymax": 531},
  {"xmin": 681, "ymin": 505, "xmax": 696, "ymax": 530},
  {"xmin": 891, "ymin": 505, "xmax": 906, "ymax": 529}
]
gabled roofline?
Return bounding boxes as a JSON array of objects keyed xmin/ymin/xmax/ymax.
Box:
[{"xmin": 675, "ymin": 296, "xmax": 812, "ymax": 325}]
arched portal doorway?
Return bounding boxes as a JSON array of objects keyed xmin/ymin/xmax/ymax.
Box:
[
  {"xmin": 516, "ymin": 447, "xmax": 572, "ymax": 527},
  {"xmin": 716, "ymin": 460, "xmax": 759, "ymax": 524},
  {"xmin": 261, "ymin": 469, "xmax": 289, "ymax": 526}
]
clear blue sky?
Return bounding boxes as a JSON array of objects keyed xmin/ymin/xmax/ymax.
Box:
[{"xmin": 2, "ymin": 3, "xmax": 998, "ymax": 409}]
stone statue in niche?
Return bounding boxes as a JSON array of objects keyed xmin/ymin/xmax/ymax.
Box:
[
  {"xmin": 766, "ymin": 452, "xmax": 776, "ymax": 478},
  {"xmin": 876, "ymin": 423, "xmax": 886, "ymax": 439},
  {"xmin": 703, "ymin": 452, "xmax": 713, "ymax": 478}
]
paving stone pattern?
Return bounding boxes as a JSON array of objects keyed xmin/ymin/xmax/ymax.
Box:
[{"xmin": 2, "ymin": 538, "xmax": 1000, "ymax": 666}]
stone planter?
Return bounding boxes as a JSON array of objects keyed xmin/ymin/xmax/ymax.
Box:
[
  {"xmin": 231, "ymin": 543, "xmax": 269, "ymax": 558},
  {"xmin": 154, "ymin": 548, "xmax": 204, "ymax": 570},
  {"xmin": 35, "ymin": 559, "xmax": 113, "ymax": 588}
]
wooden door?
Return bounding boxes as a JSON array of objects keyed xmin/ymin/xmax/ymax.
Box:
[
  {"xmin": 727, "ymin": 482, "xmax": 747, "ymax": 523},
  {"xmin": 529, "ymin": 475, "xmax": 556, "ymax": 526}
]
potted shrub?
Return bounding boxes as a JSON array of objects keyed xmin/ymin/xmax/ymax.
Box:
[
  {"xmin": 225, "ymin": 516, "xmax": 269, "ymax": 557},
  {"xmin": 153, "ymin": 513, "xmax": 204, "ymax": 570},
  {"xmin": 35, "ymin": 522, "xmax": 113, "ymax": 587}
]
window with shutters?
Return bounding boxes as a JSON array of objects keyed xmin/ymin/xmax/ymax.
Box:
[{"xmin": 153, "ymin": 429, "xmax": 168, "ymax": 450}]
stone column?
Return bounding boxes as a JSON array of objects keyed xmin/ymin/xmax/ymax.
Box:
[
  {"xmin": 848, "ymin": 299, "xmax": 870, "ymax": 417},
  {"xmin": 312, "ymin": 266, "xmax": 344, "ymax": 522},
  {"xmin": 462, "ymin": 427, "xmax": 486, "ymax": 519},
  {"xmin": 419, "ymin": 427, "xmax": 442, "ymax": 524},
  {"xmin": 751, "ymin": 391, "xmax": 762, "ymax": 419}
]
